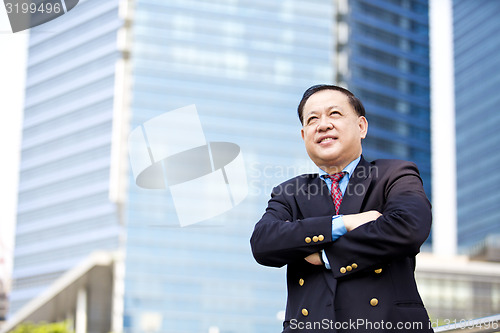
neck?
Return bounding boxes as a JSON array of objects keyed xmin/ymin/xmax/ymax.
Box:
[
  {"xmin": 320, "ymin": 154, "xmax": 361, "ymax": 175},
  {"xmin": 322, "ymin": 165, "xmax": 346, "ymax": 174}
]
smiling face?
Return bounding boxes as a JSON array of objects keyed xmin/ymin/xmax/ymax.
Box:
[{"xmin": 301, "ymin": 89, "xmax": 368, "ymax": 173}]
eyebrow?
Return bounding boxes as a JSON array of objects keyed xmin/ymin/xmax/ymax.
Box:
[
  {"xmin": 305, "ymin": 106, "xmax": 343, "ymax": 118},
  {"xmin": 304, "ymin": 110, "xmax": 318, "ymax": 118},
  {"xmin": 327, "ymin": 105, "xmax": 342, "ymax": 111}
]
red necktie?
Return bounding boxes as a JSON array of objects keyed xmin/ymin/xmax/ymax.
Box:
[{"xmin": 327, "ymin": 172, "xmax": 345, "ymax": 214}]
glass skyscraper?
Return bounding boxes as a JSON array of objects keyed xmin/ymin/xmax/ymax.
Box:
[
  {"xmin": 453, "ymin": 0, "xmax": 500, "ymax": 250},
  {"xmin": 10, "ymin": 0, "xmax": 431, "ymax": 332},
  {"xmin": 335, "ymin": 0, "xmax": 431, "ymax": 197},
  {"xmin": 11, "ymin": 0, "xmax": 123, "ymax": 316}
]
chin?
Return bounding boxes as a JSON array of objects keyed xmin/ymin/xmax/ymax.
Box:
[
  {"xmin": 315, "ymin": 157, "xmax": 340, "ymax": 168},
  {"xmin": 317, "ymin": 150, "xmax": 341, "ymax": 162}
]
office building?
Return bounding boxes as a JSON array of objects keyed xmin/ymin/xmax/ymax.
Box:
[
  {"xmin": 453, "ymin": 0, "xmax": 500, "ymax": 251},
  {"xmin": 335, "ymin": 0, "xmax": 431, "ymax": 198},
  {"xmin": 10, "ymin": 0, "xmax": 124, "ymax": 317},
  {"xmin": 416, "ymin": 252, "xmax": 500, "ymax": 323}
]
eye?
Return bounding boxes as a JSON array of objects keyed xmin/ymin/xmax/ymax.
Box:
[
  {"xmin": 330, "ymin": 110, "xmax": 341, "ymax": 116},
  {"xmin": 306, "ymin": 116, "xmax": 318, "ymax": 124}
]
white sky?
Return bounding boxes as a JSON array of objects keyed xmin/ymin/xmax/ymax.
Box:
[{"xmin": 0, "ymin": 9, "xmax": 28, "ymax": 284}]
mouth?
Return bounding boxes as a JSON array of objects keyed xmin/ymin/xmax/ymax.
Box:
[{"xmin": 317, "ymin": 136, "xmax": 338, "ymax": 144}]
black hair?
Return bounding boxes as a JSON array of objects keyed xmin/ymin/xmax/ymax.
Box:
[{"xmin": 297, "ymin": 84, "xmax": 366, "ymax": 124}]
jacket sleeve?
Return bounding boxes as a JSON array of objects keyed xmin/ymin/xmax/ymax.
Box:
[
  {"xmin": 250, "ymin": 182, "xmax": 333, "ymax": 268},
  {"xmin": 325, "ymin": 161, "xmax": 431, "ymax": 278}
]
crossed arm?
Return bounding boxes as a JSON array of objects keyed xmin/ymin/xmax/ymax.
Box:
[
  {"xmin": 250, "ymin": 162, "xmax": 431, "ymax": 271},
  {"xmin": 250, "ymin": 187, "xmax": 384, "ymax": 268},
  {"xmin": 304, "ymin": 210, "xmax": 382, "ymax": 265}
]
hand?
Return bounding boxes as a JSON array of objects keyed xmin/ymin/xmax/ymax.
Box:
[
  {"xmin": 343, "ymin": 210, "xmax": 382, "ymax": 232},
  {"xmin": 304, "ymin": 252, "xmax": 323, "ymax": 265}
]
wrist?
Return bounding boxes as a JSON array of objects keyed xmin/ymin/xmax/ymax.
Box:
[{"xmin": 343, "ymin": 214, "xmax": 354, "ymax": 232}]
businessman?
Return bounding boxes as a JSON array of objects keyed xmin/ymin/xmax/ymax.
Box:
[{"xmin": 250, "ymin": 85, "xmax": 433, "ymax": 332}]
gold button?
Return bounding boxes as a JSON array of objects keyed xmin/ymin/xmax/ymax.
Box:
[
  {"xmin": 312, "ymin": 236, "xmax": 319, "ymax": 242},
  {"xmin": 302, "ymin": 308, "xmax": 309, "ymax": 316},
  {"xmin": 340, "ymin": 267, "xmax": 346, "ymax": 274},
  {"xmin": 305, "ymin": 237, "xmax": 311, "ymax": 243},
  {"xmin": 299, "ymin": 278, "xmax": 304, "ymax": 286},
  {"xmin": 346, "ymin": 265, "xmax": 352, "ymax": 272},
  {"xmin": 370, "ymin": 298, "xmax": 379, "ymax": 306},
  {"xmin": 374, "ymin": 268, "xmax": 382, "ymax": 274},
  {"xmin": 352, "ymin": 263, "xmax": 358, "ymax": 269},
  {"xmin": 318, "ymin": 234, "xmax": 324, "ymax": 241}
]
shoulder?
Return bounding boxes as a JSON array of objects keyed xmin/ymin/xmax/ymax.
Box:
[
  {"xmin": 369, "ymin": 158, "xmax": 418, "ymax": 170},
  {"xmin": 364, "ymin": 158, "xmax": 421, "ymax": 180}
]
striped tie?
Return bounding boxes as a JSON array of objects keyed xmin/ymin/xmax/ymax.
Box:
[{"xmin": 327, "ymin": 172, "xmax": 345, "ymax": 214}]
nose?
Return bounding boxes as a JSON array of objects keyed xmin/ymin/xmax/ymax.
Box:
[{"xmin": 317, "ymin": 116, "xmax": 333, "ymax": 132}]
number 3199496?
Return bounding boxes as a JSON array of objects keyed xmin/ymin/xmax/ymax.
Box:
[{"xmin": 5, "ymin": 1, "xmax": 62, "ymax": 14}]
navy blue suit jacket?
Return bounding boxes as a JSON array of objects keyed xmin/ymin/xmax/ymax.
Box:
[{"xmin": 250, "ymin": 157, "xmax": 433, "ymax": 332}]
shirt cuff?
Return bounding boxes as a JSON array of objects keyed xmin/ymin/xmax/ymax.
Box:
[
  {"xmin": 321, "ymin": 250, "xmax": 331, "ymax": 270},
  {"xmin": 332, "ymin": 214, "xmax": 347, "ymax": 241},
  {"xmin": 322, "ymin": 215, "xmax": 346, "ymax": 270}
]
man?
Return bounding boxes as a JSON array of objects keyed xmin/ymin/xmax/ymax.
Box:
[{"xmin": 250, "ymin": 85, "xmax": 432, "ymax": 332}]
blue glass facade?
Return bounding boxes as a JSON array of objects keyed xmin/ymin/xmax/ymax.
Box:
[
  {"xmin": 10, "ymin": 0, "xmax": 123, "ymax": 315},
  {"xmin": 453, "ymin": 0, "xmax": 500, "ymax": 250},
  {"xmin": 340, "ymin": 0, "xmax": 431, "ymax": 198}
]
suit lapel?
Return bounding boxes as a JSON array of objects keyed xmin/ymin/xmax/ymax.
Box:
[
  {"xmin": 296, "ymin": 175, "xmax": 336, "ymax": 217},
  {"xmin": 339, "ymin": 156, "xmax": 372, "ymax": 215},
  {"xmin": 295, "ymin": 157, "xmax": 373, "ymax": 217}
]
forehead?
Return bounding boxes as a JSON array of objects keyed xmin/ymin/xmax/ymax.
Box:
[{"xmin": 304, "ymin": 89, "xmax": 352, "ymax": 112}]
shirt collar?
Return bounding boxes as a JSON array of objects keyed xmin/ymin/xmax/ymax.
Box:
[{"xmin": 318, "ymin": 155, "xmax": 361, "ymax": 180}]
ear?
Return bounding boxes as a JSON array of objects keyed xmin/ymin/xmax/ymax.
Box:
[
  {"xmin": 358, "ymin": 116, "xmax": 368, "ymax": 139},
  {"xmin": 301, "ymin": 127, "xmax": 305, "ymax": 140}
]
